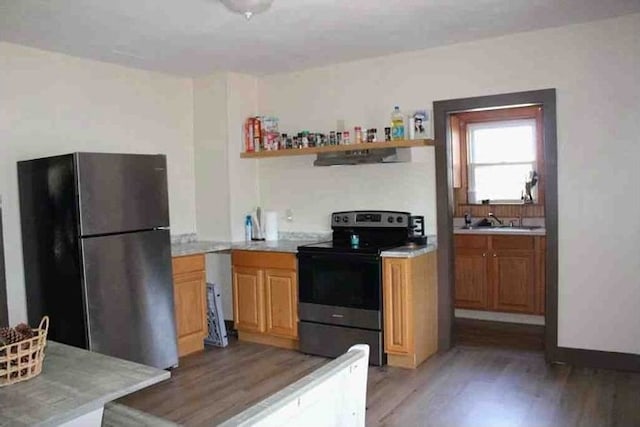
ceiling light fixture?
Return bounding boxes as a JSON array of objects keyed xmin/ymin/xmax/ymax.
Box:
[{"xmin": 219, "ymin": 0, "xmax": 274, "ymax": 20}]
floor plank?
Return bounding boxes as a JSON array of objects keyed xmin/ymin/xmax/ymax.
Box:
[
  {"xmin": 119, "ymin": 339, "xmax": 640, "ymax": 426},
  {"xmin": 454, "ymin": 318, "xmax": 545, "ymax": 351}
]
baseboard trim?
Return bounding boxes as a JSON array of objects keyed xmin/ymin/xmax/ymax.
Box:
[{"xmin": 554, "ymin": 346, "xmax": 640, "ymax": 372}]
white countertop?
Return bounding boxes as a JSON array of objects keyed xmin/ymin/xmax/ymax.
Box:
[
  {"xmin": 380, "ymin": 243, "xmax": 437, "ymax": 258},
  {"xmin": 172, "ymin": 239, "xmax": 437, "ymax": 258},
  {"xmin": 171, "ymin": 240, "xmax": 320, "ymax": 257}
]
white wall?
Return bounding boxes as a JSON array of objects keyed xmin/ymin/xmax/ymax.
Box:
[
  {"xmin": 226, "ymin": 73, "xmax": 260, "ymax": 242},
  {"xmin": 194, "ymin": 72, "xmax": 260, "ymax": 241},
  {"xmin": 193, "ymin": 72, "xmax": 259, "ymax": 319},
  {"xmin": 0, "ymin": 42, "xmax": 196, "ymax": 324},
  {"xmin": 194, "ymin": 73, "xmax": 231, "ymax": 241},
  {"xmin": 257, "ymin": 14, "xmax": 640, "ymax": 355}
]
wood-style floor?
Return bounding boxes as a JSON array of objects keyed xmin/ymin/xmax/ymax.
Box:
[{"xmin": 120, "ymin": 337, "xmax": 640, "ymax": 426}]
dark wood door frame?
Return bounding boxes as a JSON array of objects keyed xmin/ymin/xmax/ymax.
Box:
[
  {"xmin": 433, "ymin": 89, "xmax": 559, "ymax": 361},
  {"xmin": 434, "ymin": 89, "xmax": 640, "ymax": 372}
]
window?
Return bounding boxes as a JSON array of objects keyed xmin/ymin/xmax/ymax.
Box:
[
  {"xmin": 450, "ymin": 105, "xmax": 544, "ymax": 217},
  {"xmin": 467, "ymin": 119, "xmax": 537, "ymax": 203}
]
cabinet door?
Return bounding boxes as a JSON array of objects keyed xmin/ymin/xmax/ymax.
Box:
[
  {"xmin": 491, "ymin": 250, "xmax": 536, "ymax": 313},
  {"xmin": 233, "ymin": 267, "xmax": 265, "ymax": 333},
  {"xmin": 383, "ymin": 258, "xmax": 412, "ymax": 355},
  {"xmin": 174, "ymin": 270, "xmax": 207, "ymax": 357},
  {"xmin": 454, "ymin": 249, "xmax": 489, "ymax": 310},
  {"xmin": 264, "ymin": 269, "xmax": 298, "ymax": 339}
]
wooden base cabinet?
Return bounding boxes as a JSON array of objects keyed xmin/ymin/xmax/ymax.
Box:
[
  {"xmin": 383, "ymin": 251, "xmax": 438, "ymax": 369},
  {"xmin": 172, "ymin": 254, "xmax": 208, "ymax": 357},
  {"xmin": 454, "ymin": 234, "xmax": 545, "ymax": 315},
  {"xmin": 232, "ymin": 251, "xmax": 298, "ymax": 349},
  {"xmin": 233, "ymin": 267, "xmax": 265, "ymax": 334}
]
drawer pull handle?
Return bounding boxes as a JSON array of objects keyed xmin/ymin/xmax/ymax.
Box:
[{"xmin": 331, "ymin": 314, "xmax": 344, "ymax": 318}]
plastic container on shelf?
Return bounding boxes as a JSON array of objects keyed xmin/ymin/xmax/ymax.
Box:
[
  {"xmin": 354, "ymin": 126, "xmax": 363, "ymax": 144},
  {"xmin": 391, "ymin": 106, "xmax": 405, "ymax": 140}
]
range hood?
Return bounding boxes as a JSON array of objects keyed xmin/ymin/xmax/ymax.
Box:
[{"xmin": 313, "ymin": 147, "xmax": 411, "ymax": 166}]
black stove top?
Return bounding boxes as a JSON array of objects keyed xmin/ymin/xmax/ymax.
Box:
[
  {"xmin": 298, "ymin": 240, "xmax": 401, "ymax": 255},
  {"xmin": 298, "ymin": 210, "xmax": 414, "ymax": 256}
]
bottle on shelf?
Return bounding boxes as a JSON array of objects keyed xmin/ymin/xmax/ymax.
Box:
[
  {"xmin": 244, "ymin": 215, "xmax": 252, "ymax": 241},
  {"xmin": 391, "ymin": 106, "xmax": 405, "ymax": 140},
  {"xmin": 354, "ymin": 126, "xmax": 363, "ymax": 144}
]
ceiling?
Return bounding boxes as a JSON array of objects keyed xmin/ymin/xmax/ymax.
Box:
[{"xmin": 1, "ymin": 0, "xmax": 639, "ymax": 76}]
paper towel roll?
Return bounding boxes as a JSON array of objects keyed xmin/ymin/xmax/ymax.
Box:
[{"xmin": 264, "ymin": 211, "xmax": 279, "ymax": 241}]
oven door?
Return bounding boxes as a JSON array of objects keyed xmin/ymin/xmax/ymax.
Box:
[{"xmin": 297, "ymin": 251, "xmax": 381, "ymax": 330}]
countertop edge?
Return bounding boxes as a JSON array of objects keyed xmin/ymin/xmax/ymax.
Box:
[
  {"xmin": 40, "ymin": 371, "xmax": 170, "ymax": 427},
  {"xmin": 171, "ymin": 240, "xmax": 439, "ymax": 258},
  {"xmin": 453, "ymin": 228, "xmax": 546, "ymax": 236},
  {"xmin": 381, "ymin": 244, "xmax": 437, "ymax": 258}
]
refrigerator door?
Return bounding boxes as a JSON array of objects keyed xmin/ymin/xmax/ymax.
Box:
[
  {"xmin": 76, "ymin": 153, "xmax": 170, "ymax": 236},
  {"xmin": 81, "ymin": 229, "xmax": 178, "ymax": 369}
]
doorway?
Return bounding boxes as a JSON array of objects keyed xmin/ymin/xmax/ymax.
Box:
[{"xmin": 433, "ymin": 89, "xmax": 558, "ymax": 361}]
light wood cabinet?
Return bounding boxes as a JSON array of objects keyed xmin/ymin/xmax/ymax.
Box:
[
  {"xmin": 231, "ymin": 251, "xmax": 298, "ymax": 349},
  {"xmin": 454, "ymin": 234, "xmax": 545, "ymax": 315},
  {"xmin": 172, "ymin": 254, "xmax": 207, "ymax": 357},
  {"xmin": 383, "ymin": 259, "xmax": 412, "ymax": 355},
  {"xmin": 233, "ymin": 266, "xmax": 265, "ymax": 334},
  {"xmin": 454, "ymin": 249, "xmax": 489, "ymax": 310},
  {"xmin": 264, "ymin": 269, "xmax": 298, "ymax": 339},
  {"xmin": 383, "ymin": 251, "xmax": 438, "ymax": 369},
  {"xmin": 491, "ymin": 250, "xmax": 535, "ymax": 313}
]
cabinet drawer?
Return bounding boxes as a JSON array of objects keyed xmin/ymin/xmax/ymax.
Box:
[
  {"xmin": 232, "ymin": 250, "xmax": 296, "ymax": 270},
  {"xmin": 172, "ymin": 254, "xmax": 205, "ymax": 275},
  {"xmin": 491, "ymin": 235, "xmax": 534, "ymax": 250},
  {"xmin": 455, "ymin": 235, "xmax": 488, "ymax": 249}
]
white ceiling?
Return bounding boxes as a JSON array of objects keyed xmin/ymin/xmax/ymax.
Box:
[{"xmin": 1, "ymin": 0, "xmax": 639, "ymax": 76}]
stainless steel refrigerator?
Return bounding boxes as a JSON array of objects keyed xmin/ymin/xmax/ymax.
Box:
[{"xmin": 18, "ymin": 153, "xmax": 178, "ymax": 369}]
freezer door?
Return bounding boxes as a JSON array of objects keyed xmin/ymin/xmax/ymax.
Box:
[
  {"xmin": 81, "ymin": 229, "xmax": 178, "ymax": 369},
  {"xmin": 76, "ymin": 153, "xmax": 170, "ymax": 236}
]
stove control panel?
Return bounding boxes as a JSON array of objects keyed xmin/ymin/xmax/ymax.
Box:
[{"xmin": 332, "ymin": 211, "xmax": 411, "ymax": 228}]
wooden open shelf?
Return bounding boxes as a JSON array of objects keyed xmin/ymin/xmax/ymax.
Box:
[{"xmin": 240, "ymin": 139, "xmax": 435, "ymax": 159}]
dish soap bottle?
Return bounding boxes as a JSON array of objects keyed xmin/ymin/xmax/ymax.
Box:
[
  {"xmin": 391, "ymin": 106, "xmax": 405, "ymax": 140},
  {"xmin": 245, "ymin": 215, "xmax": 252, "ymax": 241}
]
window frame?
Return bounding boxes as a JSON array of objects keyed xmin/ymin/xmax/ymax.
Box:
[
  {"xmin": 452, "ymin": 106, "xmax": 545, "ymax": 206},
  {"xmin": 466, "ymin": 118, "xmax": 538, "ymax": 204}
]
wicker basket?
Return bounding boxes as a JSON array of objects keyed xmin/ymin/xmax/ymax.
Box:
[{"xmin": 0, "ymin": 316, "xmax": 49, "ymax": 387}]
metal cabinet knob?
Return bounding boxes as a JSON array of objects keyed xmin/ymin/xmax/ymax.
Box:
[
  {"xmin": 493, "ymin": 253, "xmax": 497, "ymax": 257},
  {"xmin": 482, "ymin": 253, "xmax": 486, "ymax": 257}
]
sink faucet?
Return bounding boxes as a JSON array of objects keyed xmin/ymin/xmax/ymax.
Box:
[{"xmin": 488, "ymin": 212, "xmax": 503, "ymax": 225}]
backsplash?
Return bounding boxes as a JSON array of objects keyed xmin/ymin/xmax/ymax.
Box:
[
  {"xmin": 454, "ymin": 187, "xmax": 545, "ymax": 218},
  {"xmin": 278, "ymin": 231, "xmax": 331, "ymax": 241},
  {"xmin": 171, "ymin": 233, "xmax": 198, "ymax": 244},
  {"xmin": 454, "ymin": 203, "xmax": 545, "ymax": 218}
]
